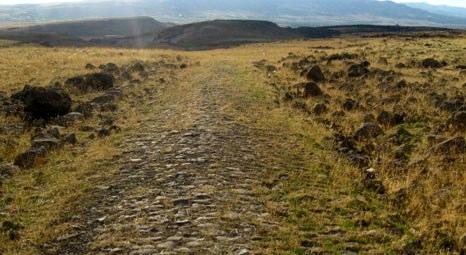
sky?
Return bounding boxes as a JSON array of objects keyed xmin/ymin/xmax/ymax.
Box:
[{"xmin": 1, "ymin": 0, "xmax": 466, "ymax": 8}]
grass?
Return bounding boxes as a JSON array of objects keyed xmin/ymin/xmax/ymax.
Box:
[
  {"xmin": 245, "ymin": 36, "xmax": 465, "ymax": 253},
  {"xmin": 0, "ymin": 35, "xmax": 465, "ymax": 254}
]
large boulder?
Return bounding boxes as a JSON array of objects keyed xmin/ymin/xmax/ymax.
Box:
[
  {"xmin": 65, "ymin": 73, "xmax": 114, "ymax": 92},
  {"xmin": 11, "ymin": 85, "xmax": 72, "ymax": 120},
  {"xmin": 305, "ymin": 65, "xmax": 325, "ymax": 82},
  {"xmin": 354, "ymin": 122, "xmax": 384, "ymax": 141}
]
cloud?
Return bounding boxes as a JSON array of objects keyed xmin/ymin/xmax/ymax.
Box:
[{"xmin": 389, "ymin": 0, "xmax": 466, "ymax": 8}]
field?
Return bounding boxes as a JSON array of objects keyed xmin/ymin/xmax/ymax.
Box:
[{"xmin": 0, "ymin": 35, "xmax": 465, "ymax": 254}]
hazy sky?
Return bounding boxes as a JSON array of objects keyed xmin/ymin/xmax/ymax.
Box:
[{"xmin": 2, "ymin": 0, "xmax": 466, "ymax": 8}]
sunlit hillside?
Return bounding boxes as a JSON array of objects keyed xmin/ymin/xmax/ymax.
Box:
[{"xmin": 0, "ymin": 34, "xmax": 465, "ymax": 254}]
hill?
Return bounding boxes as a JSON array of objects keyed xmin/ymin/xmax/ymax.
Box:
[
  {"xmin": 153, "ymin": 20, "xmax": 458, "ymax": 50},
  {"xmin": 0, "ymin": 18, "xmax": 459, "ymax": 49},
  {"xmin": 0, "ymin": 17, "xmax": 171, "ymax": 48},
  {"xmin": 153, "ymin": 20, "xmax": 300, "ymax": 50},
  {"xmin": 2, "ymin": 16, "xmax": 170, "ymax": 39},
  {"xmin": 1, "ymin": 0, "xmax": 466, "ymax": 27}
]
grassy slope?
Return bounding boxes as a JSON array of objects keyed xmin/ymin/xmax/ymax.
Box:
[{"xmin": 0, "ymin": 36, "xmax": 465, "ymax": 254}]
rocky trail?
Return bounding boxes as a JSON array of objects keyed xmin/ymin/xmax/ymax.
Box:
[
  {"xmin": 46, "ymin": 64, "xmax": 280, "ymax": 255},
  {"xmin": 41, "ymin": 60, "xmax": 404, "ymax": 255}
]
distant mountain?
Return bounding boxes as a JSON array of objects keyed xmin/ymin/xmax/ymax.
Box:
[
  {"xmin": 405, "ymin": 3, "xmax": 466, "ymax": 18},
  {"xmin": 1, "ymin": 0, "xmax": 466, "ymax": 27}
]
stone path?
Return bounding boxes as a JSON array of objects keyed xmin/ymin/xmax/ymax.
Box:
[{"xmin": 51, "ymin": 64, "xmax": 276, "ymax": 255}]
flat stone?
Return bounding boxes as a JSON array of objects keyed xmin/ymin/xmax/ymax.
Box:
[
  {"xmin": 172, "ymin": 198, "xmax": 191, "ymax": 206},
  {"xmin": 237, "ymin": 249, "xmax": 250, "ymax": 255},
  {"xmin": 156, "ymin": 241, "xmax": 176, "ymax": 249},
  {"xmin": 186, "ymin": 240, "xmax": 203, "ymax": 247},
  {"xmin": 167, "ymin": 236, "xmax": 183, "ymax": 242},
  {"xmin": 174, "ymin": 220, "xmax": 190, "ymax": 225}
]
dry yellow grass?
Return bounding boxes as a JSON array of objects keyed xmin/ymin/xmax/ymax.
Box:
[{"xmin": 0, "ymin": 35, "xmax": 465, "ymax": 254}]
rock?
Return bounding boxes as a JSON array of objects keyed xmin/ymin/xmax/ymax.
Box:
[
  {"xmin": 105, "ymin": 89, "xmax": 123, "ymax": 98},
  {"xmin": 391, "ymin": 127, "xmax": 413, "ymax": 145},
  {"xmin": 0, "ymin": 163, "xmax": 19, "ymax": 179},
  {"xmin": 91, "ymin": 94, "xmax": 115, "ymax": 105},
  {"xmin": 342, "ymin": 98, "xmax": 357, "ymax": 111},
  {"xmin": 85, "ymin": 63, "xmax": 95, "ymax": 70},
  {"xmin": 11, "ymin": 85, "xmax": 72, "ymax": 120},
  {"xmin": 127, "ymin": 61, "xmax": 145, "ymax": 73},
  {"xmin": 451, "ymin": 111, "xmax": 466, "ymax": 130},
  {"xmin": 305, "ymin": 65, "xmax": 325, "ymax": 82},
  {"xmin": 431, "ymin": 136, "xmax": 466, "ymax": 154},
  {"xmin": 85, "ymin": 73, "xmax": 114, "ymax": 90},
  {"xmin": 438, "ymin": 97, "xmax": 464, "ymax": 112},
  {"xmin": 354, "ymin": 122, "xmax": 384, "ymax": 141},
  {"xmin": 14, "ymin": 147, "xmax": 47, "ymax": 169},
  {"xmin": 63, "ymin": 133, "xmax": 77, "ymax": 145},
  {"xmin": 396, "ymin": 79, "xmax": 408, "ymax": 89},
  {"xmin": 1, "ymin": 220, "xmax": 23, "ymax": 240},
  {"xmin": 66, "ymin": 73, "xmax": 114, "ymax": 92},
  {"xmin": 156, "ymin": 241, "xmax": 175, "ymax": 249},
  {"xmin": 31, "ymin": 136, "xmax": 61, "ymax": 151},
  {"xmin": 74, "ymin": 103, "xmax": 93, "ymax": 118},
  {"xmin": 100, "ymin": 103, "xmax": 118, "ymax": 112},
  {"xmin": 99, "ymin": 63, "xmax": 119, "ymax": 73},
  {"xmin": 363, "ymin": 168, "xmax": 385, "ymax": 194},
  {"xmin": 393, "ymin": 111, "xmax": 407, "ymax": 125},
  {"xmin": 47, "ymin": 126, "xmax": 61, "ymax": 138},
  {"xmin": 348, "ymin": 62, "xmax": 369, "ymax": 77},
  {"xmin": 302, "ymin": 82, "xmax": 322, "ymax": 97},
  {"xmin": 63, "ymin": 112, "xmax": 85, "ymax": 123},
  {"xmin": 326, "ymin": 52, "xmax": 358, "ymax": 61},
  {"xmin": 292, "ymin": 101, "xmax": 308, "ymax": 112},
  {"xmin": 422, "ymin": 58, "xmax": 445, "ymax": 68},
  {"xmin": 395, "ymin": 63, "xmax": 406, "ymax": 68},
  {"xmin": 347, "ymin": 153, "xmax": 370, "ymax": 168},
  {"xmin": 237, "ymin": 249, "xmax": 250, "ymax": 255},
  {"xmin": 312, "ymin": 103, "xmax": 327, "ymax": 115},
  {"xmin": 97, "ymin": 128, "xmax": 111, "ymax": 138}
]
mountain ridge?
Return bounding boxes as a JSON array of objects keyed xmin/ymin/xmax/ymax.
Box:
[
  {"xmin": 1, "ymin": 0, "xmax": 466, "ymax": 27},
  {"xmin": 405, "ymin": 2, "xmax": 466, "ymax": 18}
]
